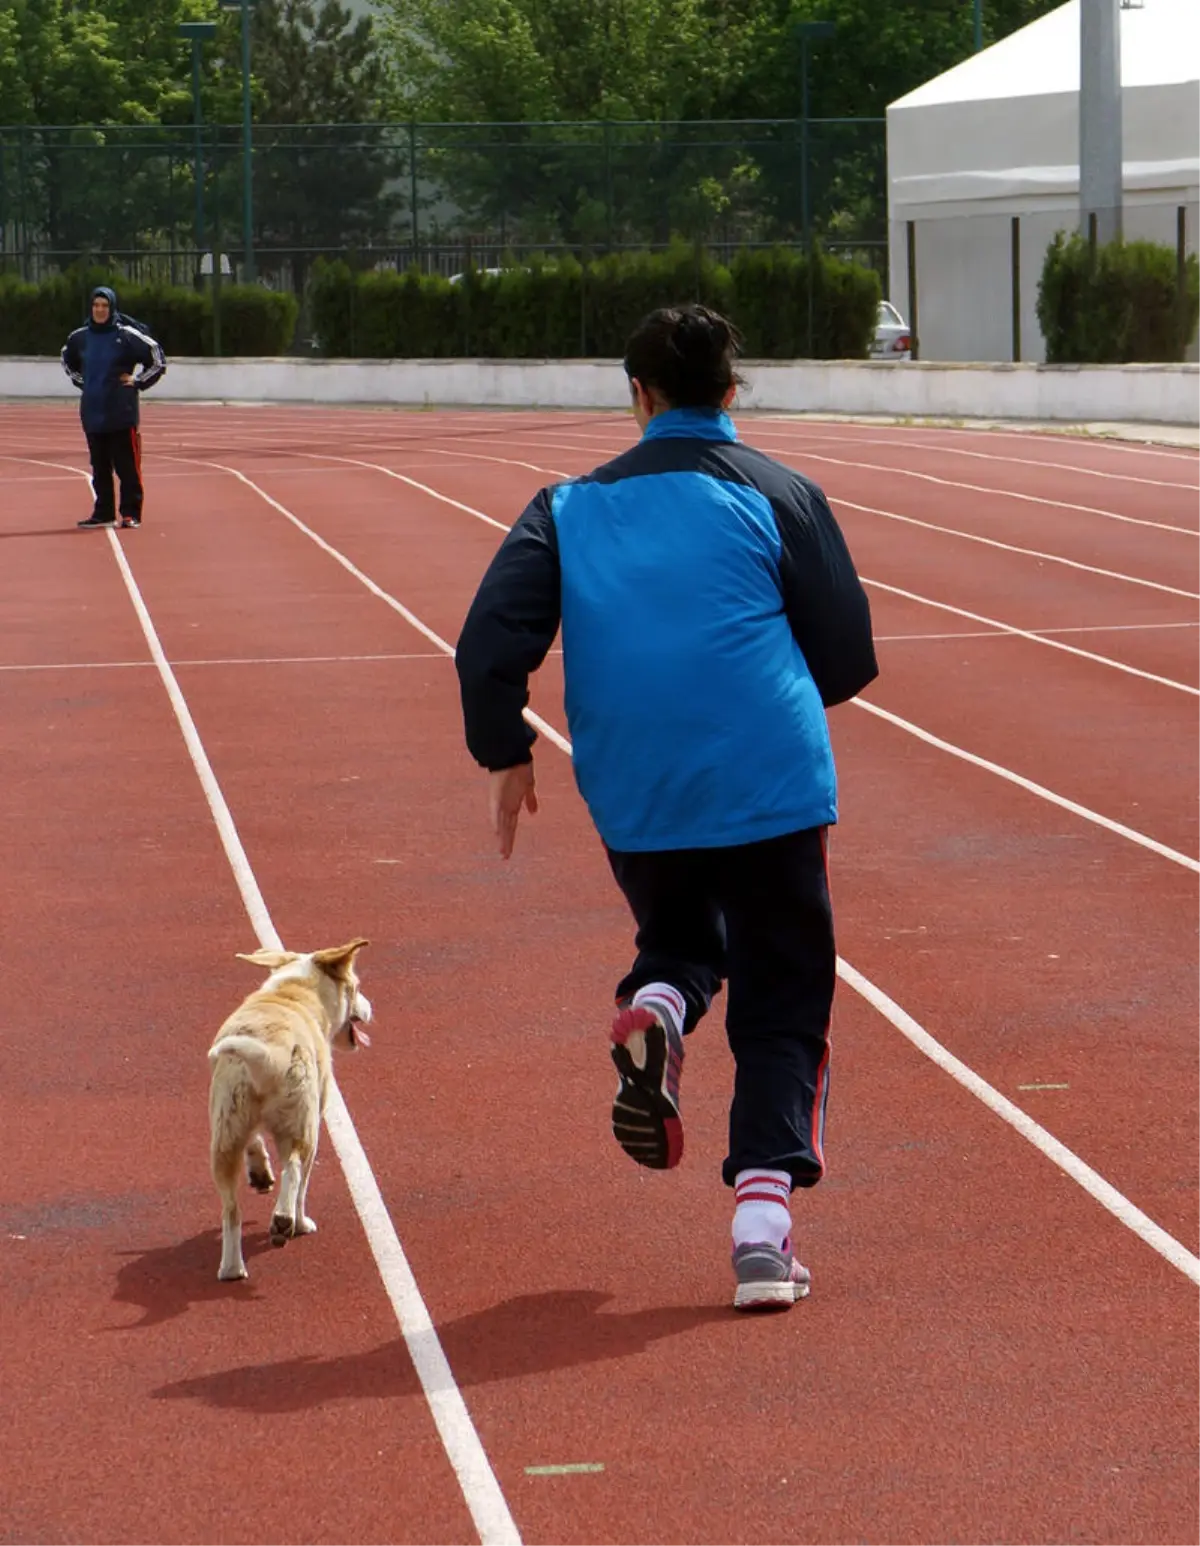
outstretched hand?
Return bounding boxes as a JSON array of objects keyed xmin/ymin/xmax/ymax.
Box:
[{"xmin": 488, "ymin": 763, "xmax": 538, "ymax": 859}]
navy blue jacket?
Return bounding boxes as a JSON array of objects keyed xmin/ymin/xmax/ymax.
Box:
[
  {"xmin": 455, "ymin": 408, "xmax": 878, "ymax": 853},
  {"xmin": 61, "ymin": 287, "xmax": 167, "ymax": 435}
]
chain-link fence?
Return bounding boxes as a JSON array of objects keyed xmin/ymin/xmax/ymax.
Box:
[{"xmin": 0, "ymin": 118, "xmax": 886, "ymax": 299}]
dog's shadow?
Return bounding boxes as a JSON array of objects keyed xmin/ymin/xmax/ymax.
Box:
[
  {"xmin": 112, "ymin": 1228, "xmax": 274, "ymax": 1327},
  {"xmin": 150, "ymin": 1288, "xmax": 732, "ymax": 1412}
]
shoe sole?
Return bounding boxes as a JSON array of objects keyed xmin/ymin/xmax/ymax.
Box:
[
  {"xmin": 610, "ymin": 1007, "xmax": 683, "ymax": 1170},
  {"xmin": 733, "ymin": 1278, "xmax": 811, "ymax": 1311}
]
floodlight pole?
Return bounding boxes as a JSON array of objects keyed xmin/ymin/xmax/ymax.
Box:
[
  {"xmin": 219, "ymin": 0, "xmax": 256, "ymax": 280},
  {"xmin": 176, "ymin": 22, "xmax": 217, "ymax": 256},
  {"xmin": 1080, "ymin": 0, "xmax": 1123, "ymax": 245},
  {"xmin": 798, "ymin": 21, "xmax": 836, "ymax": 245},
  {"xmin": 239, "ymin": 0, "xmax": 255, "ymax": 280}
]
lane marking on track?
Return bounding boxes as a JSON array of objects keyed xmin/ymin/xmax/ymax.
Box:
[
  {"xmin": 525, "ymin": 1465, "xmax": 606, "ymax": 1476},
  {"xmin": 853, "ymin": 695, "xmax": 1200, "ymax": 874},
  {"xmin": 713, "ymin": 427, "xmax": 1200, "ymax": 492},
  {"xmin": 22, "ymin": 450, "xmax": 1200, "ymax": 863},
  {"xmin": 861, "ymin": 578, "xmax": 1198, "ymax": 695},
  {"xmin": 877, "ymin": 620, "xmax": 1200, "ymax": 642},
  {"xmin": 16, "ymin": 453, "xmax": 522, "ymax": 1546},
  {"xmin": 200, "ymin": 458, "xmax": 1200, "ymax": 1288},
  {"xmin": 191, "ymin": 457, "xmax": 572, "ymax": 757},
  {"xmin": 217, "ymin": 448, "xmax": 1200, "ymax": 678},
  {"xmin": 0, "ymin": 652, "xmax": 455, "ymax": 673},
  {"xmin": 359, "ymin": 432, "xmax": 1199, "ymax": 591}
]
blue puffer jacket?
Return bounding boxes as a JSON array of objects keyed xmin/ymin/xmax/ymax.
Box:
[
  {"xmin": 61, "ymin": 286, "xmax": 167, "ymax": 435},
  {"xmin": 455, "ymin": 408, "xmax": 879, "ymax": 853}
]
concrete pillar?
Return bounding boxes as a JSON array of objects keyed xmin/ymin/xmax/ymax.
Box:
[{"xmin": 1080, "ymin": 0, "xmax": 1123, "ymax": 243}]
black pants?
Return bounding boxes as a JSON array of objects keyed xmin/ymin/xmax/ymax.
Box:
[
  {"xmin": 87, "ymin": 429, "xmax": 144, "ymax": 521},
  {"xmin": 607, "ymin": 826, "xmax": 835, "ymax": 1191}
]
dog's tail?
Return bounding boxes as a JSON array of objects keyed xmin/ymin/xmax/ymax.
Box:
[{"xmin": 208, "ymin": 1036, "xmax": 278, "ymax": 1090}]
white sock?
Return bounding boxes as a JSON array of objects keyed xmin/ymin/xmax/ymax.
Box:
[
  {"xmin": 732, "ymin": 1169, "xmax": 792, "ymax": 1250},
  {"xmin": 630, "ymin": 982, "xmax": 685, "ymax": 1038}
]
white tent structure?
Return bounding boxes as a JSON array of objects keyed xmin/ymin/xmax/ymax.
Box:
[{"xmin": 886, "ymin": 0, "xmax": 1199, "ymax": 363}]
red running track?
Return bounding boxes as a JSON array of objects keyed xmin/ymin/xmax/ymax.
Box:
[{"xmin": 0, "ymin": 402, "xmax": 1196, "ymax": 1545}]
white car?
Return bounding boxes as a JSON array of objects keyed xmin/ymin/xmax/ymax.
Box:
[{"xmin": 871, "ymin": 300, "xmax": 912, "ymax": 361}]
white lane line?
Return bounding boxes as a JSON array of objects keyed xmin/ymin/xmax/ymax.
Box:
[
  {"xmin": 178, "ymin": 457, "xmax": 569, "ymax": 757},
  {"xmin": 833, "ymin": 496, "xmax": 1199, "ymax": 600},
  {"xmin": 835, "ymin": 960, "xmax": 1200, "ymax": 1286},
  {"xmin": 0, "ymin": 652, "xmax": 455, "ymax": 673},
  {"xmin": 750, "ymin": 416, "xmax": 1200, "ymax": 466},
  {"xmin": 409, "ymin": 434, "xmax": 1200, "ymax": 589},
  {"xmin": 0, "ymin": 651, "xmax": 560, "ymax": 674},
  {"xmin": 750, "ymin": 442, "xmax": 1199, "ymax": 533},
  {"xmin": 279, "ymin": 444, "xmax": 1198, "ymax": 687},
  {"xmin": 20, "ymin": 447, "xmax": 1200, "ymax": 860},
  {"xmin": 852, "ymin": 695, "xmax": 1199, "ymax": 873},
  {"xmin": 185, "ymin": 465, "xmax": 1200, "ymax": 1288},
  {"xmin": 304, "ymin": 452, "xmax": 515, "ymax": 530},
  {"xmin": 22, "ymin": 471, "xmax": 520, "ymax": 1544},
  {"xmin": 738, "ymin": 426, "xmax": 1200, "ymax": 492},
  {"xmin": 861, "ymin": 578, "xmax": 1198, "ymax": 695},
  {"xmin": 877, "ymin": 620, "xmax": 1200, "ymax": 643}
]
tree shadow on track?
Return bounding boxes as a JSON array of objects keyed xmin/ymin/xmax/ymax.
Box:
[
  {"xmin": 151, "ymin": 1289, "xmax": 731, "ymax": 1412},
  {"xmin": 111, "ymin": 1228, "xmax": 274, "ymax": 1328}
]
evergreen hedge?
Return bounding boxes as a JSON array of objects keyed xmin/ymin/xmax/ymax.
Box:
[
  {"xmin": 1037, "ymin": 231, "xmax": 1199, "ymax": 364},
  {"xmin": 0, "ymin": 267, "xmax": 299, "ymax": 357},
  {"xmin": 308, "ymin": 243, "xmax": 881, "ymax": 360}
]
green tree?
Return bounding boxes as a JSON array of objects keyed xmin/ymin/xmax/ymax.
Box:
[
  {"xmin": 374, "ymin": 0, "xmax": 1064, "ymax": 249},
  {"xmin": 0, "ymin": 0, "xmax": 231, "ymax": 263},
  {"xmin": 207, "ymin": 0, "xmax": 402, "ymax": 284}
]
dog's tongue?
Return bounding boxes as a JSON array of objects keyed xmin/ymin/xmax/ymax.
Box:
[{"xmin": 354, "ymin": 1026, "xmax": 371, "ymax": 1048}]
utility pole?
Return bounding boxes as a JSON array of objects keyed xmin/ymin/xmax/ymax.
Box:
[
  {"xmin": 1079, "ymin": 0, "xmax": 1123, "ymax": 246},
  {"xmin": 219, "ymin": 0, "xmax": 256, "ymax": 280},
  {"xmin": 177, "ymin": 21, "xmax": 217, "ymax": 261}
]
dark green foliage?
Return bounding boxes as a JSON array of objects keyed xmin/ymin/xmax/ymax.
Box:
[
  {"xmin": 1038, "ymin": 230, "xmax": 1199, "ymax": 364},
  {"xmin": 308, "ymin": 245, "xmax": 880, "ymax": 360},
  {"xmin": 0, "ymin": 266, "xmax": 298, "ymax": 355}
]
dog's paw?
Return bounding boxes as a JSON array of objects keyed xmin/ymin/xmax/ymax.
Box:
[
  {"xmin": 218, "ymin": 1263, "xmax": 249, "ymax": 1281},
  {"xmin": 296, "ymin": 1215, "xmax": 317, "ymax": 1236},
  {"xmin": 269, "ymin": 1213, "xmax": 294, "ymax": 1247},
  {"xmin": 247, "ymin": 1169, "xmax": 275, "ymax": 1194}
]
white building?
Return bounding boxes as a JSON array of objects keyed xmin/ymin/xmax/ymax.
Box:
[{"xmin": 886, "ymin": 0, "xmax": 1199, "ymax": 362}]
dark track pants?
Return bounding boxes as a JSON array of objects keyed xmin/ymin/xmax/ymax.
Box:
[
  {"xmin": 606, "ymin": 826, "xmax": 835, "ymax": 1191},
  {"xmin": 87, "ymin": 429, "xmax": 144, "ymax": 521}
]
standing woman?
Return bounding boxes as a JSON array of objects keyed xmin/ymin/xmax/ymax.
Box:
[
  {"xmin": 455, "ymin": 303, "xmax": 879, "ymax": 1312},
  {"xmin": 62, "ymin": 285, "xmax": 167, "ymax": 529}
]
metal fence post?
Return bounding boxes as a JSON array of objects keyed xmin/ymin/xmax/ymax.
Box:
[
  {"xmin": 1011, "ymin": 214, "xmax": 1021, "ymax": 361},
  {"xmin": 906, "ymin": 220, "xmax": 919, "ymax": 362},
  {"xmin": 409, "ymin": 121, "xmax": 419, "ymax": 258}
]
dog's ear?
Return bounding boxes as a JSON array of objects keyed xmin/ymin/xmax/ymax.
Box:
[
  {"xmin": 236, "ymin": 948, "xmax": 299, "ymax": 970},
  {"xmin": 311, "ymin": 938, "xmax": 370, "ymax": 978}
]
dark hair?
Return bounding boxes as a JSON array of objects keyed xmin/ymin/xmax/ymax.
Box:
[{"xmin": 622, "ymin": 303, "xmax": 744, "ymax": 409}]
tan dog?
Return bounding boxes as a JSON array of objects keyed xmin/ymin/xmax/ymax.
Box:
[{"xmin": 208, "ymin": 939, "xmax": 372, "ymax": 1282}]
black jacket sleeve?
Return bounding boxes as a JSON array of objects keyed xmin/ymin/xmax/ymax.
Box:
[
  {"xmin": 61, "ymin": 329, "xmax": 84, "ymax": 389},
  {"xmin": 120, "ymin": 322, "xmax": 167, "ymax": 391},
  {"xmin": 773, "ymin": 477, "xmax": 878, "ymax": 707},
  {"xmin": 455, "ymin": 486, "xmax": 562, "ymax": 770}
]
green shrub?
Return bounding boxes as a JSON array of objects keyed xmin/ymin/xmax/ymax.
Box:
[
  {"xmin": 1038, "ymin": 230, "xmax": 1199, "ymax": 363},
  {"xmin": 306, "ymin": 243, "xmax": 879, "ymax": 361},
  {"xmin": 213, "ymin": 285, "xmax": 298, "ymax": 355},
  {"xmin": 0, "ymin": 267, "xmax": 298, "ymax": 357}
]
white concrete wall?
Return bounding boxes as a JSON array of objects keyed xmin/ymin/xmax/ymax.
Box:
[{"xmin": 4, "ymin": 355, "xmax": 1196, "ymax": 425}]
